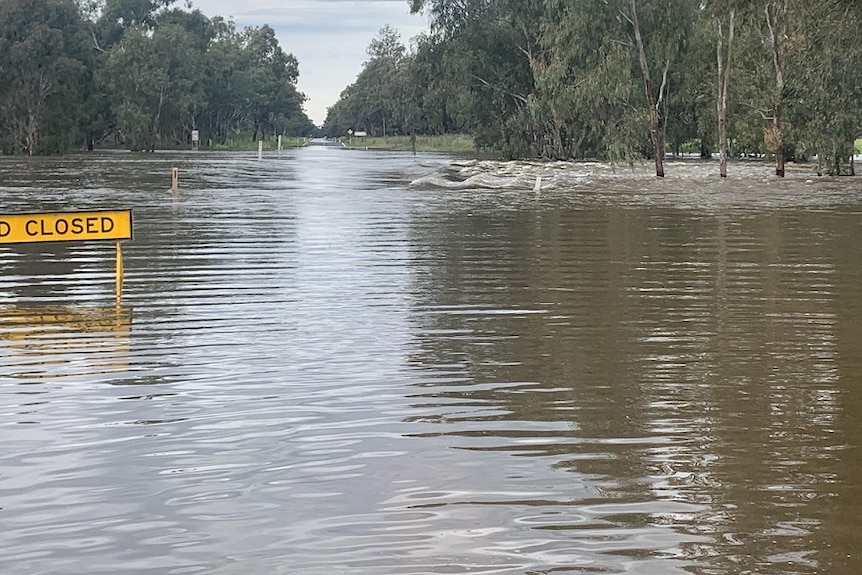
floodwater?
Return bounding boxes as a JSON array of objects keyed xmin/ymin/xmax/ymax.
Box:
[{"xmin": 1, "ymin": 148, "xmax": 861, "ymax": 575}]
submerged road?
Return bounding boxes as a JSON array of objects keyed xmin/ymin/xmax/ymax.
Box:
[{"xmin": 304, "ymin": 137, "xmax": 344, "ymax": 147}]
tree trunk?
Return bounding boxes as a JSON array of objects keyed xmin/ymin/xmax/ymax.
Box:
[
  {"xmin": 549, "ymin": 118, "xmax": 564, "ymax": 159},
  {"xmin": 773, "ymin": 105, "xmax": 785, "ymax": 177},
  {"xmin": 572, "ymin": 129, "xmax": 587, "ymax": 159},
  {"xmin": 629, "ymin": 0, "xmax": 665, "ymax": 177},
  {"xmin": 766, "ymin": 1, "xmax": 787, "ymax": 177},
  {"xmin": 151, "ymin": 85, "xmax": 165, "ymax": 153},
  {"xmin": 25, "ymin": 111, "xmax": 38, "ymax": 156},
  {"xmin": 716, "ymin": 11, "xmax": 734, "ymax": 178},
  {"xmin": 832, "ymin": 141, "xmax": 840, "ymax": 176}
]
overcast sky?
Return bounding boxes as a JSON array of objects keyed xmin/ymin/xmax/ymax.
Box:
[{"xmin": 188, "ymin": 0, "xmax": 429, "ymax": 125}]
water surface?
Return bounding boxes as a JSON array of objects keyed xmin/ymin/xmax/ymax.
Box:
[{"xmin": 1, "ymin": 149, "xmax": 861, "ymax": 574}]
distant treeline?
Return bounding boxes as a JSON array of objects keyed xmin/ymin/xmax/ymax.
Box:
[
  {"xmin": 0, "ymin": 0, "xmax": 314, "ymax": 155},
  {"xmin": 324, "ymin": 0, "xmax": 861, "ymax": 176}
]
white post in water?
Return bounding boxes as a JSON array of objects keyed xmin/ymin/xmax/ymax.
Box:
[
  {"xmin": 258, "ymin": 140, "xmax": 263, "ymax": 160},
  {"xmin": 277, "ymin": 135, "xmax": 283, "ymax": 152},
  {"xmin": 171, "ymin": 167, "xmax": 179, "ymax": 192},
  {"xmin": 533, "ymin": 175, "xmax": 542, "ymax": 193}
]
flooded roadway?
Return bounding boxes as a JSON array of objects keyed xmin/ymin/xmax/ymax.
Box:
[{"xmin": 1, "ymin": 148, "xmax": 861, "ymax": 574}]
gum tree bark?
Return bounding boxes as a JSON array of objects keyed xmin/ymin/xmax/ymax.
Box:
[
  {"xmin": 625, "ymin": 0, "xmax": 667, "ymax": 177},
  {"xmin": 716, "ymin": 10, "xmax": 734, "ymax": 178},
  {"xmin": 765, "ymin": 0, "xmax": 787, "ymax": 177}
]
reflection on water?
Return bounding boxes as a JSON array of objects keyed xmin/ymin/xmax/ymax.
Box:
[
  {"xmin": 1, "ymin": 305, "xmax": 131, "ymax": 381},
  {"xmin": 1, "ymin": 150, "xmax": 861, "ymax": 575}
]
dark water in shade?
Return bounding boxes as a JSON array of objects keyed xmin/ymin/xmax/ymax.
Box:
[{"xmin": 1, "ymin": 149, "xmax": 861, "ymax": 575}]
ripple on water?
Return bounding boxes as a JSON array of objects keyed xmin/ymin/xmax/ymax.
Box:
[{"xmin": 1, "ymin": 151, "xmax": 860, "ymax": 574}]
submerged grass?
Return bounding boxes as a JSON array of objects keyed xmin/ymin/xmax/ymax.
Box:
[
  {"xmin": 209, "ymin": 136, "xmax": 309, "ymax": 151},
  {"xmin": 205, "ymin": 134, "xmax": 476, "ymax": 154},
  {"xmin": 343, "ymin": 134, "xmax": 475, "ymax": 153}
]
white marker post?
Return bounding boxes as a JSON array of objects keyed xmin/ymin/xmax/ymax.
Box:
[
  {"xmin": 258, "ymin": 140, "xmax": 263, "ymax": 160},
  {"xmin": 171, "ymin": 167, "xmax": 179, "ymax": 192},
  {"xmin": 278, "ymin": 135, "xmax": 283, "ymax": 152}
]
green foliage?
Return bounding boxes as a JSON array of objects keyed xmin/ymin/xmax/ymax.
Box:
[
  {"xmin": 343, "ymin": 134, "xmax": 475, "ymax": 153},
  {"xmin": 0, "ymin": 0, "xmax": 313, "ymax": 154},
  {"xmin": 4, "ymin": 0, "xmax": 861, "ymax": 165},
  {"xmin": 208, "ymin": 134, "xmax": 307, "ymax": 151},
  {"xmin": 0, "ymin": 0, "xmax": 93, "ymax": 154},
  {"xmin": 329, "ymin": 0, "xmax": 862, "ymax": 172},
  {"xmin": 324, "ymin": 26, "xmax": 411, "ymax": 138}
]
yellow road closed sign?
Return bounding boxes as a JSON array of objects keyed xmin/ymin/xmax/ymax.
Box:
[{"xmin": 0, "ymin": 209, "xmax": 132, "ymax": 244}]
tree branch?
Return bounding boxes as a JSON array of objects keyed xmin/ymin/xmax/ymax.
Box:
[
  {"xmin": 91, "ymin": 31, "xmax": 105, "ymax": 53},
  {"xmin": 656, "ymin": 58, "xmax": 670, "ymax": 112}
]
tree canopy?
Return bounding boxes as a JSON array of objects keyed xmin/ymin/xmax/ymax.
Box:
[
  {"xmin": 0, "ymin": 0, "xmax": 314, "ymax": 154},
  {"xmin": 325, "ymin": 0, "xmax": 862, "ymax": 176},
  {"xmin": 4, "ymin": 0, "xmax": 859, "ymax": 172}
]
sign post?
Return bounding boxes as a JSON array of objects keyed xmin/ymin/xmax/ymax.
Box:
[
  {"xmin": 116, "ymin": 239, "xmax": 124, "ymax": 302},
  {"xmin": 0, "ymin": 209, "xmax": 133, "ymax": 304}
]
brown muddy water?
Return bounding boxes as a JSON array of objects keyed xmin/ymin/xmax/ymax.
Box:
[{"xmin": 1, "ymin": 148, "xmax": 861, "ymax": 575}]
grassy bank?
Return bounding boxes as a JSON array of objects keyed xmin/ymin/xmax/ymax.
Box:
[
  {"xmin": 343, "ymin": 134, "xmax": 475, "ymax": 153},
  {"xmin": 209, "ymin": 136, "xmax": 308, "ymax": 151},
  {"xmin": 200, "ymin": 135, "xmax": 860, "ymax": 156}
]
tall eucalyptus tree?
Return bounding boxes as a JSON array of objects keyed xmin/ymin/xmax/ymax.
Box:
[
  {"xmin": 410, "ymin": 0, "xmax": 542, "ymax": 157},
  {"xmin": 791, "ymin": 0, "xmax": 862, "ymax": 175},
  {"xmin": 0, "ymin": 0, "xmax": 92, "ymax": 154},
  {"xmin": 240, "ymin": 24, "xmax": 303, "ymax": 141},
  {"xmin": 715, "ymin": 7, "xmax": 735, "ymax": 177},
  {"xmin": 540, "ymin": 0, "xmax": 695, "ymax": 171},
  {"xmin": 96, "ymin": 0, "xmax": 177, "ymax": 47},
  {"xmin": 539, "ymin": 0, "xmax": 634, "ymax": 160},
  {"xmin": 103, "ymin": 16, "xmax": 208, "ymax": 150},
  {"xmin": 620, "ymin": 0, "xmax": 696, "ymax": 176},
  {"xmin": 763, "ymin": 0, "xmax": 788, "ymax": 176},
  {"xmin": 323, "ymin": 25, "xmax": 408, "ymax": 137}
]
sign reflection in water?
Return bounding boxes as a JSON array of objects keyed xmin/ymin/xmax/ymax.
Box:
[
  {"xmin": 0, "ymin": 151, "xmax": 860, "ymax": 575},
  {"xmin": 1, "ymin": 306, "xmax": 132, "ymax": 379}
]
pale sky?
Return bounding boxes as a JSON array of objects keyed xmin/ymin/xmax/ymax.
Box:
[{"xmin": 188, "ymin": 0, "xmax": 429, "ymax": 125}]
